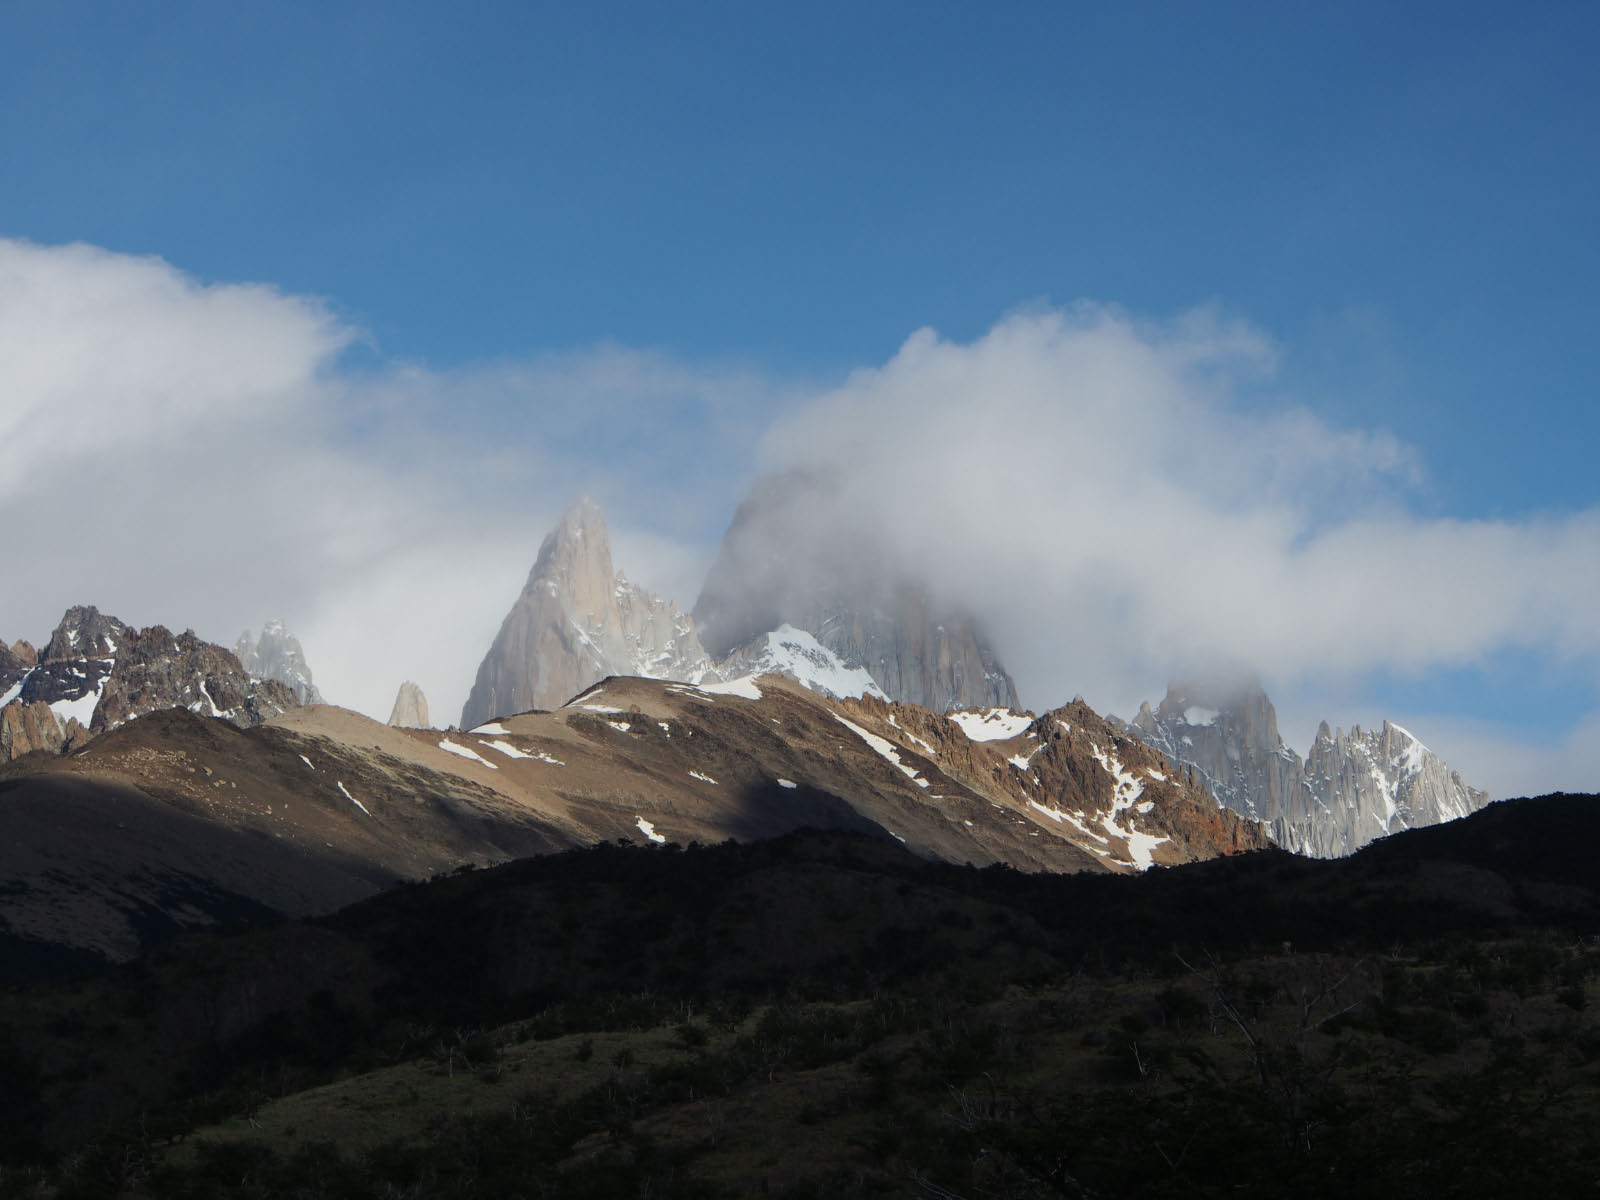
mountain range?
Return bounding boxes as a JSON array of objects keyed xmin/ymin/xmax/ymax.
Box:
[
  {"xmin": 0, "ymin": 479, "xmax": 1496, "ymax": 976},
  {"xmin": 455, "ymin": 487, "xmax": 1489, "ymax": 858},
  {"xmin": 1117, "ymin": 680, "xmax": 1492, "ymax": 857},
  {"xmin": 0, "ymin": 480, "xmax": 1577, "ymax": 1196},
  {"xmin": 0, "ymin": 666, "xmax": 1265, "ymax": 980},
  {"xmin": 1, "ymin": 606, "xmax": 297, "ymax": 762}
]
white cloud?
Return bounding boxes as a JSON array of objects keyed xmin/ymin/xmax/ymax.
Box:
[
  {"xmin": 758, "ymin": 305, "xmax": 1600, "ymax": 767},
  {"xmin": 2, "ymin": 240, "xmax": 1594, "ymax": 791},
  {"xmin": 0, "ymin": 239, "xmax": 747, "ymax": 724},
  {"xmin": 0, "ymin": 238, "xmax": 349, "ymax": 492}
]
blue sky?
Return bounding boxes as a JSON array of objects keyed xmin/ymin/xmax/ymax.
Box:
[{"xmin": 2, "ymin": 2, "xmax": 1597, "ymax": 792}]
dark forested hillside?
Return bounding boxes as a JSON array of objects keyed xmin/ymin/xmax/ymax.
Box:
[{"xmin": 4, "ymin": 793, "xmax": 1600, "ymax": 1196}]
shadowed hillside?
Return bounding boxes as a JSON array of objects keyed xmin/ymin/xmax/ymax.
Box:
[{"xmin": 2, "ymin": 793, "xmax": 1598, "ymax": 1195}]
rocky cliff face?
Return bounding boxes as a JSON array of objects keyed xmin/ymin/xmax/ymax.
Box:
[
  {"xmin": 0, "ymin": 700, "xmax": 90, "ymax": 761},
  {"xmin": 1292, "ymin": 720, "xmax": 1491, "ymax": 858},
  {"xmin": 693, "ymin": 472, "xmax": 1019, "ymax": 712},
  {"xmin": 1118, "ymin": 681, "xmax": 1491, "ymax": 857},
  {"xmin": 1123, "ymin": 682, "xmax": 1303, "ymax": 825},
  {"xmin": 235, "ymin": 620, "xmax": 324, "ymax": 705},
  {"xmin": 0, "ymin": 639, "xmax": 35, "ymax": 697},
  {"xmin": 388, "ymin": 681, "xmax": 431, "ymax": 729},
  {"xmin": 1, "ymin": 606, "xmax": 299, "ymax": 761},
  {"xmin": 460, "ymin": 500, "xmax": 715, "ymax": 728}
]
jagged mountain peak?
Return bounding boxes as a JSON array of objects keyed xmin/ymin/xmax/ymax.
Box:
[
  {"xmin": 460, "ymin": 501, "xmax": 714, "ymax": 729},
  {"xmin": 235, "ymin": 619, "xmax": 323, "ymax": 706},
  {"xmin": 1122, "ymin": 678, "xmax": 1491, "ymax": 857},
  {"xmin": 2, "ymin": 605, "xmax": 301, "ymax": 762},
  {"xmin": 692, "ymin": 471, "xmax": 1019, "ymax": 712},
  {"xmin": 42, "ymin": 605, "xmax": 127, "ymax": 662},
  {"xmin": 464, "ymin": 485, "xmax": 1021, "ymax": 726}
]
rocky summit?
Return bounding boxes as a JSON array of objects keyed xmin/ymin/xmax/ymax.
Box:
[
  {"xmin": 693, "ymin": 471, "xmax": 1020, "ymax": 712},
  {"xmin": 387, "ymin": 680, "xmax": 431, "ymax": 728},
  {"xmin": 0, "ymin": 605, "xmax": 299, "ymax": 762},
  {"xmin": 1118, "ymin": 680, "xmax": 1491, "ymax": 856},
  {"xmin": 460, "ymin": 499, "xmax": 715, "ymax": 728},
  {"xmin": 235, "ymin": 619, "xmax": 324, "ymax": 705}
]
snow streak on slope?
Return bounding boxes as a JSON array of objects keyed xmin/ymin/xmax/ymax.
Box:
[
  {"xmin": 337, "ymin": 781, "xmax": 370, "ymax": 816},
  {"xmin": 486, "ymin": 740, "xmax": 532, "ymax": 759},
  {"xmin": 439, "ymin": 737, "xmax": 498, "ymax": 769},
  {"xmin": 832, "ymin": 712, "xmax": 930, "ymax": 788}
]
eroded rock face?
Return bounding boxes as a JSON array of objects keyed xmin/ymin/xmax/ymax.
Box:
[
  {"xmin": 235, "ymin": 620, "xmax": 324, "ymax": 705},
  {"xmin": 693, "ymin": 472, "xmax": 1019, "ymax": 712},
  {"xmin": 388, "ymin": 681, "xmax": 431, "ymax": 729},
  {"xmin": 1124, "ymin": 682, "xmax": 1304, "ymax": 826},
  {"xmin": 95, "ymin": 626, "xmax": 298, "ymax": 732},
  {"xmin": 0, "ymin": 641, "xmax": 34, "ymax": 696},
  {"xmin": 1119, "ymin": 681, "xmax": 1491, "ymax": 857},
  {"xmin": 0, "ymin": 700, "xmax": 88, "ymax": 760},
  {"xmin": 460, "ymin": 500, "xmax": 714, "ymax": 728}
]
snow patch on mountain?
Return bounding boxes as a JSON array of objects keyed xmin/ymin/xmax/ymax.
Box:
[
  {"xmin": 439, "ymin": 737, "xmax": 498, "ymax": 769},
  {"xmin": 50, "ymin": 683, "xmax": 104, "ymax": 727},
  {"xmin": 702, "ymin": 676, "xmax": 763, "ymax": 700},
  {"xmin": 1090, "ymin": 744, "xmax": 1169, "ymax": 871},
  {"xmin": 720, "ymin": 625, "xmax": 886, "ymax": 701},
  {"xmin": 0, "ymin": 670, "xmax": 32, "ymax": 709},
  {"xmin": 486, "ymin": 740, "xmax": 532, "ymax": 759},
  {"xmin": 949, "ymin": 707, "xmax": 1033, "ymax": 742}
]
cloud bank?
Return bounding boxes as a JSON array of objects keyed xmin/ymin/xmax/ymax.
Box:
[
  {"xmin": 759, "ymin": 306, "xmax": 1600, "ymax": 786},
  {"xmin": 0, "ymin": 239, "xmax": 757, "ymax": 719},
  {"xmin": 1, "ymin": 239, "xmax": 1594, "ymax": 794}
]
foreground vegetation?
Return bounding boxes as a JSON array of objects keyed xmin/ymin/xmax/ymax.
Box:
[{"xmin": 4, "ymin": 797, "xmax": 1600, "ymax": 1196}]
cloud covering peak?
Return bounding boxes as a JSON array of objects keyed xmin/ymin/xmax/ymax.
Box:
[
  {"xmin": 759, "ymin": 306, "xmax": 1600, "ymax": 717},
  {"xmin": 1, "ymin": 239, "xmax": 1595, "ymax": 794}
]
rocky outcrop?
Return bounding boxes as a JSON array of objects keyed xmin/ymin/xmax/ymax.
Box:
[
  {"xmin": 0, "ymin": 640, "xmax": 34, "ymax": 697},
  {"xmin": 460, "ymin": 500, "xmax": 715, "ymax": 728},
  {"xmin": 235, "ymin": 620, "xmax": 324, "ymax": 705},
  {"xmin": 693, "ymin": 472, "xmax": 1019, "ymax": 712},
  {"xmin": 388, "ymin": 681, "xmax": 431, "ymax": 729},
  {"xmin": 1, "ymin": 606, "xmax": 299, "ymax": 761},
  {"xmin": 1117, "ymin": 681, "xmax": 1491, "ymax": 857},
  {"xmin": 1122, "ymin": 682, "xmax": 1303, "ymax": 825},
  {"xmin": 94, "ymin": 626, "xmax": 298, "ymax": 732},
  {"xmin": 12, "ymin": 606, "xmax": 127, "ymax": 723},
  {"xmin": 0, "ymin": 700, "xmax": 89, "ymax": 761},
  {"xmin": 840, "ymin": 693, "xmax": 1273, "ymax": 870}
]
